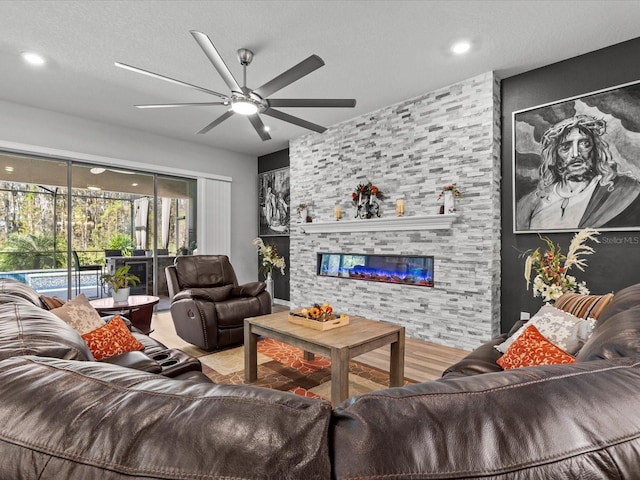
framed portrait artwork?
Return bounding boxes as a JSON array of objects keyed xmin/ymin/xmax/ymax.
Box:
[
  {"xmin": 259, "ymin": 167, "xmax": 290, "ymax": 236},
  {"xmin": 513, "ymin": 79, "xmax": 640, "ymax": 234}
]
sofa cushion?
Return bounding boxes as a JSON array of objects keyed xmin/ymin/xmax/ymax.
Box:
[
  {"xmin": 174, "ymin": 255, "xmax": 238, "ymax": 288},
  {"xmin": 576, "ymin": 305, "xmax": 640, "ymax": 361},
  {"xmin": 174, "ymin": 285, "xmax": 234, "ymax": 303},
  {"xmin": 232, "ymin": 281, "xmax": 266, "ymax": 297},
  {"xmin": 332, "ymin": 358, "xmax": 640, "ymax": 479},
  {"xmin": 554, "ymin": 292, "xmax": 614, "ymax": 320},
  {"xmin": 0, "ymin": 355, "xmax": 332, "ymax": 480},
  {"xmin": 595, "ymin": 283, "xmax": 640, "ymax": 325},
  {"xmin": 0, "ymin": 302, "xmax": 93, "ymax": 361},
  {"xmin": 0, "ymin": 278, "xmax": 44, "ymax": 307},
  {"xmin": 50, "ymin": 294, "xmax": 105, "ymax": 334},
  {"xmin": 495, "ymin": 304, "xmax": 594, "ymax": 355},
  {"xmin": 215, "ymin": 296, "xmax": 263, "ymax": 327},
  {"xmin": 441, "ymin": 334, "xmax": 507, "ymax": 378},
  {"xmin": 81, "ymin": 315, "xmax": 144, "ymax": 360},
  {"xmin": 497, "ymin": 325, "xmax": 576, "ymax": 370}
]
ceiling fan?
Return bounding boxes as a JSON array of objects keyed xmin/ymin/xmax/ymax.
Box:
[{"xmin": 115, "ymin": 30, "xmax": 356, "ymax": 141}]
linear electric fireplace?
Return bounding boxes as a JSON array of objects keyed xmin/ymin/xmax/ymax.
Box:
[{"xmin": 318, "ymin": 253, "xmax": 434, "ymax": 287}]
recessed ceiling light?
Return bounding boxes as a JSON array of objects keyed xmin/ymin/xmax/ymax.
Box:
[
  {"xmin": 451, "ymin": 41, "xmax": 471, "ymax": 55},
  {"xmin": 264, "ymin": 125, "xmax": 271, "ymax": 132},
  {"xmin": 90, "ymin": 167, "xmax": 106, "ymax": 174},
  {"xmin": 21, "ymin": 51, "xmax": 46, "ymax": 66},
  {"xmin": 131, "ymin": 183, "xmax": 138, "ymax": 187},
  {"xmin": 87, "ymin": 185, "xmax": 101, "ymax": 191},
  {"xmin": 4, "ymin": 166, "xmax": 14, "ymax": 173}
]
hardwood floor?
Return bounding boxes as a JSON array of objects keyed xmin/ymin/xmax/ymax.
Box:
[{"xmin": 153, "ymin": 305, "xmax": 470, "ymax": 383}]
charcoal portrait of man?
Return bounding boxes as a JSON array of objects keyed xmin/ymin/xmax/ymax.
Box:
[{"xmin": 513, "ymin": 82, "xmax": 640, "ymax": 233}]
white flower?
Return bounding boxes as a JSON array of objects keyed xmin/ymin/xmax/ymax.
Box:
[
  {"xmin": 565, "ymin": 228, "xmax": 599, "ymax": 272},
  {"xmin": 524, "ymin": 228, "xmax": 598, "ymax": 302},
  {"xmin": 524, "ymin": 255, "xmax": 533, "ymax": 290},
  {"xmin": 253, "ymin": 237, "xmax": 286, "ymax": 276}
]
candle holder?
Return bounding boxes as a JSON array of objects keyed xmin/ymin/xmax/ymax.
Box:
[
  {"xmin": 356, "ymin": 196, "xmax": 380, "ymax": 219},
  {"xmin": 396, "ymin": 199, "xmax": 405, "ymax": 217},
  {"xmin": 334, "ymin": 204, "xmax": 342, "ymax": 221}
]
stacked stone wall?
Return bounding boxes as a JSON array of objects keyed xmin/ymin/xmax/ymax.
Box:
[{"xmin": 289, "ymin": 72, "xmax": 501, "ymax": 350}]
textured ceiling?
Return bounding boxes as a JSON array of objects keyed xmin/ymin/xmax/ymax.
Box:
[{"xmin": 1, "ymin": 0, "xmax": 640, "ymax": 157}]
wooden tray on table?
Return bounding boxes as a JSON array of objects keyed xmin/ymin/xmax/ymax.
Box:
[{"xmin": 288, "ymin": 311, "xmax": 350, "ymax": 330}]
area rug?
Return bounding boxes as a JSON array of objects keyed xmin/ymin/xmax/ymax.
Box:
[{"xmin": 196, "ymin": 338, "xmax": 418, "ymax": 404}]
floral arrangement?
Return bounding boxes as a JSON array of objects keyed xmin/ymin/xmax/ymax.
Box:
[
  {"xmin": 523, "ymin": 228, "xmax": 599, "ymax": 303},
  {"xmin": 296, "ymin": 203, "xmax": 308, "ymax": 214},
  {"xmin": 299, "ymin": 303, "xmax": 335, "ymax": 322},
  {"xmin": 352, "ymin": 181, "xmax": 384, "ymax": 206},
  {"xmin": 252, "ymin": 237, "xmax": 286, "ymax": 275},
  {"xmin": 438, "ymin": 183, "xmax": 463, "ymax": 199}
]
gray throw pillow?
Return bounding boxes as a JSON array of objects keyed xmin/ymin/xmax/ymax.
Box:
[{"xmin": 496, "ymin": 304, "xmax": 595, "ymax": 355}]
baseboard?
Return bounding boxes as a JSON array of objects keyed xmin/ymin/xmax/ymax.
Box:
[{"xmin": 273, "ymin": 298, "xmax": 291, "ymax": 308}]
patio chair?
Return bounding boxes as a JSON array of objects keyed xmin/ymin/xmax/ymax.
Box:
[{"xmin": 72, "ymin": 251, "xmax": 103, "ymax": 298}]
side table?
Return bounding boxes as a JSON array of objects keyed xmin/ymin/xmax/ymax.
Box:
[{"xmin": 90, "ymin": 295, "xmax": 160, "ymax": 334}]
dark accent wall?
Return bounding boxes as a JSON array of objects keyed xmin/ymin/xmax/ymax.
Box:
[
  {"xmin": 258, "ymin": 148, "xmax": 290, "ymax": 301},
  {"xmin": 501, "ymin": 37, "xmax": 640, "ymax": 333}
]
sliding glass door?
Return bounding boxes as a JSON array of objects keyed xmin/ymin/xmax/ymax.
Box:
[{"xmin": 0, "ymin": 151, "xmax": 196, "ymax": 306}]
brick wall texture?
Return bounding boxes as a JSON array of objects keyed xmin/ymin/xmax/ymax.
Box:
[{"xmin": 289, "ymin": 72, "xmax": 501, "ymax": 351}]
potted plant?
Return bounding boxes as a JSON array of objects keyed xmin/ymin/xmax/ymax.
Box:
[
  {"xmin": 107, "ymin": 233, "xmax": 135, "ymax": 257},
  {"xmin": 101, "ymin": 265, "xmax": 140, "ymax": 302}
]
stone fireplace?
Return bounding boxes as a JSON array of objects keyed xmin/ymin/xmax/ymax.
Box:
[{"xmin": 288, "ymin": 72, "xmax": 501, "ymax": 351}]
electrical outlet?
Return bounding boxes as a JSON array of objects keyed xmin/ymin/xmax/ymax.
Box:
[{"xmin": 520, "ymin": 311, "xmax": 530, "ymax": 320}]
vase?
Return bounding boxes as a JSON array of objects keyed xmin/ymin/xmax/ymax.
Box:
[
  {"xmin": 299, "ymin": 208, "xmax": 307, "ymax": 223},
  {"xmin": 111, "ymin": 287, "xmax": 130, "ymax": 303},
  {"xmin": 265, "ymin": 271, "xmax": 274, "ymax": 304},
  {"xmin": 444, "ymin": 190, "xmax": 455, "ymax": 214}
]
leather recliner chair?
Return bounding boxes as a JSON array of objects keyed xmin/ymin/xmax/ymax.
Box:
[{"xmin": 165, "ymin": 255, "xmax": 271, "ymax": 350}]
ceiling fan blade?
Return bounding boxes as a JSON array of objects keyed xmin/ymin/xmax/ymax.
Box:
[
  {"xmin": 196, "ymin": 110, "xmax": 234, "ymax": 134},
  {"xmin": 263, "ymin": 108, "xmax": 326, "ymax": 133},
  {"xmin": 190, "ymin": 30, "xmax": 243, "ymax": 94},
  {"xmin": 268, "ymin": 98, "xmax": 356, "ymax": 108},
  {"xmin": 115, "ymin": 62, "xmax": 228, "ymax": 99},
  {"xmin": 135, "ymin": 102, "xmax": 227, "ymax": 109},
  {"xmin": 247, "ymin": 115, "xmax": 272, "ymax": 141},
  {"xmin": 253, "ymin": 55, "xmax": 325, "ymax": 99}
]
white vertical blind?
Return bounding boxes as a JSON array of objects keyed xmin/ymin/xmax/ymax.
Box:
[{"xmin": 197, "ymin": 177, "xmax": 231, "ymax": 256}]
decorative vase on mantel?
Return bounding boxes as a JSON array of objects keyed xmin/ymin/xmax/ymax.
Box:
[
  {"xmin": 265, "ymin": 271, "xmax": 274, "ymax": 304},
  {"xmin": 443, "ymin": 190, "xmax": 455, "ymax": 214}
]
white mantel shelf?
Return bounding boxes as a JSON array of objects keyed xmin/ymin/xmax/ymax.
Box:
[{"xmin": 300, "ymin": 214, "xmax": 457, "ymax": 233}]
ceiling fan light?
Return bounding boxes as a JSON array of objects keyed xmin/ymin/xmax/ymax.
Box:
[{"xmin": 231, "ymin": 99, "xmax": 258, "ymax": 115}]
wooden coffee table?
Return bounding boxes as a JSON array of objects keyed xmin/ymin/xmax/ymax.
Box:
[
  {"xmin": 90, "ymin": 295, "xmax": 160, "ymax": 334},
  {"xmin": 244, "ymin": 311, "xmax": 405, "ymax": 405}
]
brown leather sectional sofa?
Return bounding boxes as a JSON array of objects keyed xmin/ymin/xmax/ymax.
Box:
[{"xmin": 2, "ymin": 278, "xmax": 640, "ymax": 479}]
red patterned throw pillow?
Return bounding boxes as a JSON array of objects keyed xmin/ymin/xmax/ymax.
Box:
[
  {"xmin": 497, "ymin": 325, "xmax": 576, "ymax": 370},
  {"xmin": 81, "ymin": 315, "xmax": 144, "ymax": 360}
]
